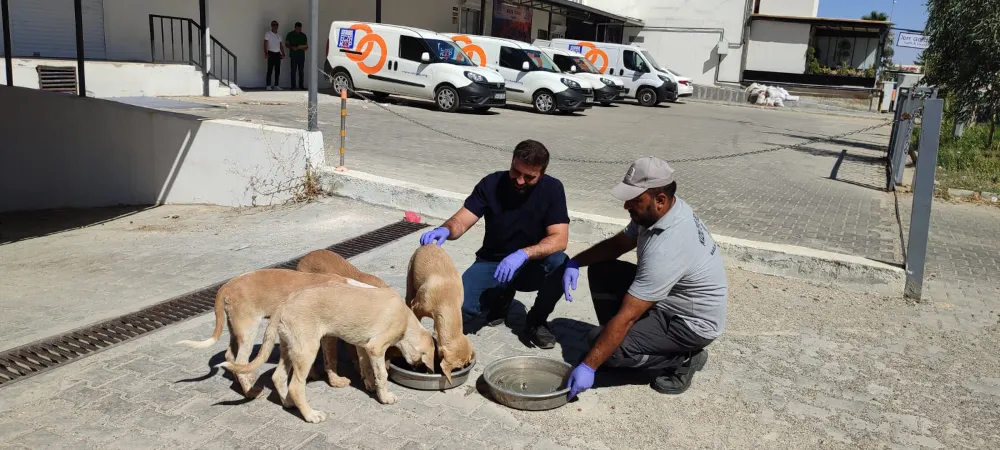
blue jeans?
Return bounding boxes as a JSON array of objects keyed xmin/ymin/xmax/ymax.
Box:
[{"xmin": 461, "ymin": 251, "xmax": 569, "ymax": 330}]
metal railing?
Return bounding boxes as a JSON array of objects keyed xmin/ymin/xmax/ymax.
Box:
[{"xmin": 148, "ymin": 14, "xmax": 237, "ymax": 87}]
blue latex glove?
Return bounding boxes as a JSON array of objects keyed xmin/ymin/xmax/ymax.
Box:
[
  {"xmin": 563, "ymin": 259, "xmax": 580, "ymax": 302},
  {"xmin": 567, "ymin": 362, "xmax": 595, "ymax": 399},
  {"xmin": 419, "ymin": 227, "xmax": 450, "ymax": 246},
  {"xmin": 493, "ymin": 249, "xmax": 529, "ymax": 284}
]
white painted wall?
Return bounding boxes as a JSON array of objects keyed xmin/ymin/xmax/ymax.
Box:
[
  {"xmin": 0, "ymin": 86, "xmax": 323, "ymax": 212},
  {"xmin": 745, "ymin": 20, "xmax": 811, "ymax": 73},
  {"xmin": 583, "ymin": 0, "xmax": 752, "ymax": 85},
  {"xmin": 757, "ymin": 0, "xmax": 819, "ymax": 17},
  {"xmin": 0, "ymin": 58, "xmax": 228, "ymax": 97}
]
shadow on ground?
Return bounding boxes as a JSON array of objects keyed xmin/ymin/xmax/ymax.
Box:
[{"xmin": 0, "ymin": 205, "xmax": 156, "ymax": 245}]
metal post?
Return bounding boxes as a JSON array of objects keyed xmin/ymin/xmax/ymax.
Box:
[
  {"xmin": 375, "ymin": 0, "xmax": 382, "ymax": 23},
  {"xmin": 904, "ymin": 98, "xmax": 944, "ymax": 301},
  {"xmin": 74, "ymin": 0, "xmax": 86, "ymax": 96},
  {"xmin": 480, "ymin": 0, "xmax": 487, "ymax": 34},
  {"xmin": 2, "ymin": 0, "xmax": 13, "ymax": 86},
  {"xmin": 307, "ymin": 0, "xmax": 319, "ymax": 131},
  {"xmin": 199, "ymin": 0, "xmax": 210, "ymax": 97},
  {"xmin": 335, "ymin": 89, "xmax": 348, "ymax": 172}
]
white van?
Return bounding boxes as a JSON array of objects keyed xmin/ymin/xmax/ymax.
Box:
[
  {"xmin": 533, "ymin": 42, "xmax": 626, "ymax": 106},
  {"xmin": 444, "ymin": 34, "xmax": 595, "ymax": 114},
  {"xmin": 543, "ymin": 39, "xmax": 678, "ymax": 107},
  {"xmin": 324, "ymin": 21, "xmax": 507, "ymax": 113}
]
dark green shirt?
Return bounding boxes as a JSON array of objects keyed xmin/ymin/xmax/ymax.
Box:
[{"xmin": 286, "ymin": 31, "xmax": 308, "ymax": 56}]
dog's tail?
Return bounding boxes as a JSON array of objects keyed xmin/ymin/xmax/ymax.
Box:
[
  {"xmin": 216, "ymin": 307, "xmax": 280, "ymax": 375},
  {"xmin": 175, "ymin": 285, "xmax": 228, "ymax": 349}
]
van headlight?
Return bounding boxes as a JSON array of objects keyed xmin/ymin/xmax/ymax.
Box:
[
  {"xmin": 600, "ymin": 77, "xmax": 615, "ymax": 86},
  {"xmin": 560, "ymin": 78, "xmax": 581, "ymax": 88},
  {"xmin": 657, "ymin": 74, "xmax": 671, "ymax": 83},
  {"xmin": 465, "ymin": 71, "xmax": 487, "ymax": 83}
]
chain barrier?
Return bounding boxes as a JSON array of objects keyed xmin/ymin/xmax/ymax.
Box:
[{"xmin": 317, "ymin": 69, "xmax": 911, "ymax": 166}]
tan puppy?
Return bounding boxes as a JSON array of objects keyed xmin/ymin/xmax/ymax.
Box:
[
  {"xmin": 176, "ymin": 269, "xmax": 355, "ymax": 396},
  {"xmin": 218, "ymin": 281, "xmax": 436, "ymax": 423},
  {"xmin": 296, "ymin": 249, "xmax": 390, "ymax": 288},
  {"xmin": 405, "ymin": 244, "xmax": 476, "ymax": 385}
]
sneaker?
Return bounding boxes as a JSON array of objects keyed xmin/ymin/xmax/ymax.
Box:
[
  {"xmin": 527, "ymin": 324, "xmax": 556, "ymax": 349},
  {"xmin": 274, "ymin": 86, "xmax": 283, "ymax": 91},
  {"xmin": 265, "ymin": 86, "xmax": 273, "ymax": 91},
  {"xmin": 652, "ymin": 350, "xmax": 708, "ymax": 395},
  {"xmin": 486, "ymin": 292, "xmax": 513, "ymax": 327}
]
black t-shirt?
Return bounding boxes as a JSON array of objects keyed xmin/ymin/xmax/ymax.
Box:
[{"xmin": 463, "ymin": 171, "xmax": 570, "ymax": 262}]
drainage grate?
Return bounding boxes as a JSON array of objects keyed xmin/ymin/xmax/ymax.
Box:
[
  {"xmin": 0, "ymin": 219, "xmax": 427, "ymax": 389},
  {"xmin": 37, "ymin": 66, "xmax": 79, "ymax": 95}
]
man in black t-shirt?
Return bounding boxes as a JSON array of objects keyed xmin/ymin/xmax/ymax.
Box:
[{"xmin": 419, "ymin": 140, "xmax": 570, "ymax": 349}]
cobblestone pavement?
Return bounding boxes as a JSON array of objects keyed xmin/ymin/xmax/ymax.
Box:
[
  {"xmin": 160, "ymin": 92, "xmax": 1000, "ymax": 293},
  {"xmin": 1, "ymin": 199, "xmax": 998, "ymax": 449}
]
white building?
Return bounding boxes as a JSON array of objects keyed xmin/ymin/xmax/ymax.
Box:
[
  {"xmin": 1, "ymin": 0, "xmax": 641, "ymax": 97},
  {"xmin": 581, "ymin": 0, "xmax": 890, "ymax": 89}
]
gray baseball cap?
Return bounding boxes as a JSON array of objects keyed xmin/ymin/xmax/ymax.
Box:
[{"xmin": 611, "ymin": 156, "xmax": 676, "ymax": 201}]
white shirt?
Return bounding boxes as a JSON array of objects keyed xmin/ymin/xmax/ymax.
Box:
[{"xmin": 264, "ymin": 31, "xmax": 282, "ymax": 53}]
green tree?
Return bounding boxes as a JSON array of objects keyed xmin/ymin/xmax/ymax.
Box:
[
  {"xmin": 862, "ymin": 11, "xmax": 895, "ymax": 81},
  {"xmin": 923, "ymin": 0, "xmax": 1000, "ymax": 147}
]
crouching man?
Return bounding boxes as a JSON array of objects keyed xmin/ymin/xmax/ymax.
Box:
[{"xmin": 563, "ymin": 156, "xmax": 728, "ymax": 398}]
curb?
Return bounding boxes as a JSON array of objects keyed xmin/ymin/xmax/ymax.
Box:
[{"xmin": 319, "ymin": 167, "xmax": 905, "ymax": 294}]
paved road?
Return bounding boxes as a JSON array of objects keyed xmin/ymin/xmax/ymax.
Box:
[
  {"xmin": 1, "ymin": 199, "xmax": 997, "ymax": 449},
  {"xmin": 166, "ymin": 92, "xmax": 1000, "ymax": 290}
]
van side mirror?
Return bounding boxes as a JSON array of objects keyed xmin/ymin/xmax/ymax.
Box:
[
  {"xmin": 522, "ymin": 61, "xmax": 530, "ymax": 71},
  {"xmin": 421, "ymin": 52, "xmax": 431, "ymax": 63},
  {"xmin": 570, "ymin": 65, "xmax": 577, "ymax": 73}
]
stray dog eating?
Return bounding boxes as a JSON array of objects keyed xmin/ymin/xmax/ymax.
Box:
[
  {"xmin": 405, "ymin": 244, "xmax": 476, "ymax": 385},
  {"xmin": 296, "ymin": 249, "xmax": 390, "ymax": 288},
  {"xmin": 217, "ymin": 280, "xmax": 436, "ymax": 423},
  {"xmin": 175, "ymin": 268, "xmax": 354, "ymax": 397}
]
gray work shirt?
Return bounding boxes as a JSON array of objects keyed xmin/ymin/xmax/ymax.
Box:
[{"xmin": 623, "ymin": 197, "xmax": 728, "ymax": 340}]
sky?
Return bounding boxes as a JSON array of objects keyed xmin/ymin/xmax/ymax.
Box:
[{"xmin": 817, "ymin": 0, "xmax": 928, "ymax": 65}]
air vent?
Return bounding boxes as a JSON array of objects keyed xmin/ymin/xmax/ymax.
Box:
[{"xmin": 36, "ymin": 66, "xmax": 78, "ymax": 95}]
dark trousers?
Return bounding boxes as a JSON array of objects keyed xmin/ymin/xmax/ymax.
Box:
[
  {"xmin": 266, "ymin": 51, "xmax": 282, "ymax": 86},
  {"xmin": 289, "ymin": 53, "xmax": 305, "ymax": 89},
  {"xmin": 585, "ymin": 260, "xmax": 714, "ymax": 372},
  {"xmin": 461, "ymin": 251, "xmax": 568, "ymax": 330}
]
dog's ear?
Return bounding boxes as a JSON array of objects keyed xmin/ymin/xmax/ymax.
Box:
[{"xmin": 440, "ymin": 359, "xmax": 455, "ymax": 386}]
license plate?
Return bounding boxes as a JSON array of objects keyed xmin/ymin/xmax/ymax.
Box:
[
  {"xmin": 493, "ymin": 93, "xmax": 506, "ymax": 99},
  {"xmin": 586, "ymin": 96, "xmax": 594, "ymax": 103}
]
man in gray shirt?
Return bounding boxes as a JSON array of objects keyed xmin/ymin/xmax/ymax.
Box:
[{"xmin": 563, "ymin": 156, "xmax": 728, "ymax": 398}]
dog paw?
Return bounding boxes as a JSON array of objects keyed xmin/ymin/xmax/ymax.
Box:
[
  {"xmin": 303, "ymin": 410, "xmax": 327, "ymax": 423},
  {"xmin": 377, "ymin": 392, "xmax": 399, "ymax": 405},
  {"xmin": 327, "ymin": 373, "xmax": 351, "ymax": 388}
]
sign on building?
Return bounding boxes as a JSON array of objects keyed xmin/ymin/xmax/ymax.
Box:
[{"xmin": 897, "ymin": 32, "xmax": 930, "ymax": 50}]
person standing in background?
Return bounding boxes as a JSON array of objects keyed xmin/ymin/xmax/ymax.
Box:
[
  {"xmin": 285, "ymin": 22, "xmax": 309, "ymax": 90},
  {"xmin": 264, "ymin": 20, "xmax": 285, "ymax": 91}
]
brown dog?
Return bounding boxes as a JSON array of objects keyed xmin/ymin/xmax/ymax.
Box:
[
  {"xmin": 176, "ymin": 269, "xmax": 358, "ymax": 396},
  {"xmin": 218, "ymin": 280, "xmax": 436, "ymax": 423},
  {"xmin": 297, "ymin": 249, "xmax": 390, "ymax": 288},
  {"xmin": 405, "ymin": 244, "xmax": 476, "ymax": 385}
]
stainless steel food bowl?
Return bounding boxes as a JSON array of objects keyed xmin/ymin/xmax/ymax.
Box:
[
  {"xmin": 482, "ymin": 355, "xmax": 572, "ymax": 411},
  {"xmin": 388, "ymin": 358, "xmax": 476, "ymax": 391}
]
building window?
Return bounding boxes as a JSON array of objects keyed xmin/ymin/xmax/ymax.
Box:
[
  {"xmin": 399, "ymin": 35, "xmax": 427, "ymax": 62},
  {"xmin": 537, "ymin": 29, "xmax": 549, "ymax": 40}
]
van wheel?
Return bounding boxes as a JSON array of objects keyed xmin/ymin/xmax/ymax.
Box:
[
  {"xmin": 533, "ymin": 90, "xmax": 556, "ymax": 114},
  {"xmin": 435, "ymin": 85, "xmax": 460, "ymax": 113},
  {"xmin": 637, "ymin": 87, "xmax": 658, "ymax": 107},
  {"xmin": 331, "ymin": 71, "xmax": 354, "ymax": 97}
]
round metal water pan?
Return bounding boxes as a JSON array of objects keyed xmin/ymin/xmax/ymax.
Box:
[
  {"xmin": 388, "ymin": 358, "xmax": 476, "ymax": 391},
  {"xmin": 482, "ymin": 355, "xmax": 572, "ymax": 411}
]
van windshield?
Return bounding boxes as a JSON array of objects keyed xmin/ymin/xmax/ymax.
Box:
[
  {"xmin": 523, "ymin": 49, "xmax": 559, "ymax": 72},
  {"xmin": 640, "ymin": 50, "xmax": 665, "ymax": 72},
  {"xmin": 425, "ymin": 39, "xmax": 475, "ymax": 66},
  {"xmin": 551, "ymin": 53, "xmax": 600, "ymax": 74}
]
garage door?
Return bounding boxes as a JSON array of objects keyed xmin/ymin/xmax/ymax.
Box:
[{"xmin": 0, "ymin": 0, "xmax": 106, "ymax": 59}]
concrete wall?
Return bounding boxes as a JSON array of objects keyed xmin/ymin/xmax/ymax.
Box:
[
  {"xmin": 583, "ymin": 0, "xmax": 752, "ymax": 85},
  {"xmin": 0, "ymin": 58, "xmax": 226, "ymax": 97},
  {"xmin": 745, "ymin": 20, "xmax": 811, "ymax": 73},
  {"xmin": 0, "ymin": 86, "xmax": 323, "ymax": 213},
  {"xmin": 757, "ymin": 0, "xmax": 818, "ymax": 17}
]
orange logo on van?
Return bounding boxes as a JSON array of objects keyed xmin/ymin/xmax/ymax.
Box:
[
  {"xmin": 451, "ymin": 35, "xmax": 487, "ymax": 67},
  {"xmin": 345, "ymin": 24, "xmax": 387, "ymax": 75},
  {"xmin": 577, "ymin": 41, "xmax": 609, "ymax": 73}
]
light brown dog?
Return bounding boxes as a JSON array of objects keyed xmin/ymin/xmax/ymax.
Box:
[
  {"xmin": 405, "ymin": 244, "xmax": 476, "ymax": 385},
  {"xmin": 176, "ymin": 269, "xmax": 356, "ymax": 397},
  {"xmin": 218, "ymin": 281, "xmax": 436, "ymax": 423},
  {"xmin": 296, "ymin": 249, "xmax": 390, "ymax": 288}
]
